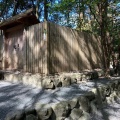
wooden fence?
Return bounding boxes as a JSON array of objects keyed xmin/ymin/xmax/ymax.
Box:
[
  {"xmin": 21, "ymin": 22, "xmax": 102, "ymax": 74},
  {"xmin": 25, "ymin": 22, "xmax": 47, "ymax": 73},
  {"xmin": 2, "ymin": 22, "xmax": 102, "ymax": 74},
  {"xmin": 48, "ymin": 22, "xmax": 102, "ymax": 73}
]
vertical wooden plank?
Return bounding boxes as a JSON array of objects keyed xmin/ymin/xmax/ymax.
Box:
[
  {"xmin": 30, "ymin": 26, "xmax": 32, "ymax": 73},
  {"xmin": 32, "ymin": 25, "xmax": 34, "ymax": 73},
  {"xmin": 27, "ymin": 27, "xmax": 30, "ymax": 72},
  {"xmin": 47, "ymin": 22, "xmax": 50, "ymax": 74},
  {"xmin": 41, "ymin": 23, "xmax": 43, "ymax": 74},
  {"xmin": 26, "ymin": 28, "xmax": 28, "ymax": 72},
  {"xmin": 35, "ymin": 25, "xmax": 37, "ymax": 73},
  {"xmin": 32, "ymin": 25, "xmax": 36, "ymax": 73},
  {"xmin": 31, "ymin": 26, "xmax": 33, "ymax": 73},
  {"xmin": 44, "ymin": 22, "xmax": 46, "ymax": 74},
  {"xmin": 32, "ymin": 26, "xmax": 34, "ymax": 73},
  {"xmin": 26, "ymin": 28, "xmax": 27, "ymax": 72},
  {"xmin": 36, "ymin": 24, "xmax": 38, "ymax": 73},
  {"xmin": 28, "ymin": 26, "xmax": 30, "ymax": 72},
  {"xmin": 39, "ymin": 23, "xmax": 41, "ymax": 73},
  {"xmin": 53, "ymin": 23, "xmax": 55, "ymax": 73},
  {"xmin": 40, "ymin": 23, "xmax": 42, "ymax": 73},
  {"xmin": 41, "ymin": 23, "xmax": 43, "ymax": 73},
  {"xmin": 34, "ymin": 25, "xmax": 36, "ymax": 73},
  {"xmin": 63, "ymin": 26, "xmax": 65, "ymax": 72},
  {"xmin": 49, "ymin": 22, "xmax": 51, "ymax": 74},
  {"xmin": 27, "ymin": 27, "xmax": 29, "ymax": 72},
  {"xmin": 37, "ymin": 24, "xmax": 39, "ymax": 73}
]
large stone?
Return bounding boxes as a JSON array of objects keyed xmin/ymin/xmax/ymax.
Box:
[
  {"xmin": 103, "ymin": 86, "xmax": 111, "ymax": 97},
  {"xmin": 22, "ymin": 74, "xmax": 31, "ymax": 85},
  {"xmin": 108, "ymin": 91, "xmax": 118, "ymax": 103},
  {"xmin": 61, "ymin": 75, "xmax": 71, "ymax": 86},
  {"xmin": 73, "ymin": 73, "xmax": 82, "ymax": 83},
  {"xmin": 78, "ymin": 111, "xmax": 91, "ymax": 120},
  {"xmin": 14, "ymin": 111, "xmax": 25, "ymax": 120},
  {"xmin": 52, "ymin": 101, "xmax": 71, "ymax": 119},
  {"xmin": 25, "ymin": 106, "xmax": 36, "ymax": 116},
  {"xmin": 109, "ymin": 82, "xmax": 116, "ymax": 92},
  {"xmin": 93, "ymin": 86, "xmax": 106, "ymax": 103},
  {"xmin": 13, "ymin": 73, "xmax": 22, "ymax": 83},
  {"xmin": 64, "ymin": 117, "xmax": 72, "ymax": 120},
  {"xmin": 35, "ymin": 103, "xmax": 53, "ymax": 120},
  {"xmin": 90, "ymin": 100, "xmax": 98, "ymax": 114},
  {"xmin": 68, "ymin": 98, "xmax": 79, "ymax": 109},
  {"xmin": 82, "ymin": 71, "xmax": 99, "ymax": 81},
  {"xmin": 56, "ymin": 117, "xmax": 66, "ymax": 120},
  {"xmin": 78, "ymin": 96, "xmax": 90, "ymax": 112},
  {"xmin": 114, "ymin": 81, "xmax": 119, "ymax": 91},
  {"xmin": 95, "ymin": 69, "xmax": 104, "ymax": 77},
  {"xmin": 70, "ymin": 74, "xmax": 77, "ymax": 84},
  {"xmin": 42, "ymin": 78, "xmax": 55, "ymax": 89},
  {"xmin": 97, "ymin": 87, "xmax": 106, "ymax": 102},
  {"xmin": 60, "ymin": 75, "xmax": 71, "ymax": 87},
  {"xmin": 4, "ymin": 73, "xmax": 14, "ymax": 82},
  {"xmin": 28, "ymin": 74, "xmax": 41, "ymax": 88},
  {"xmin": 53, "ymin": 78, "xmax": 62, "ymax": 88},
  {"xmin": 81, "ymin": 74, "xmax": 87, "ymax": 81},
  {"xmin": 86, "ymin": 72, "xmax": 93, "ymax": 80},
  {"xmin": 5, "ymin": 111, "xmax": 25, "ymax": 120},
  {"xmin": 26, "ymin": 114, "xmax": 38, "ymax": 120},
  {"xmin": 70, "ymin": 108, "xmax": 83, "ymax": 120},
  {"xmin": 4, "ymin": 72, "xmax": 23, "ymax": 83},
  {"xmin": 71, "ymin": 77, "xmax": 77, "ymax": 84},
  {"xmin": 117, "ymin": 83, "xmax": 120, "ymax": 91},
  {"xmin": 91, "ymin": 88, "xmax": 97, "ymax": 95},
  {"xmin": 84, "ymin": 92, "xmax": 95, "ymax": 101},
  {"xmin": 5, "ymin": 112, "xmax": 16, "ymax": 120}
]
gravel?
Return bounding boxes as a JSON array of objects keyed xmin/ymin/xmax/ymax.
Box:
[
  {"xmin": 91, "ymin": 98, "xmax": 120, "ymax": 120},
  {"xmin": 0, "ymin": 77, "xmax": 120, "ymax": 120}
]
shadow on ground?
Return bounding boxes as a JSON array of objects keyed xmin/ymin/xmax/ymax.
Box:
[{"xmin": 0, "ymin": 78, "xmax": 120, "ymax": 120}]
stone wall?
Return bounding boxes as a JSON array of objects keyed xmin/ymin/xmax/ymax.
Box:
[
  {"xmin": 5, "ymin": 80, "xmax": 120, "ymax": 120},
  {"xmin": 3, "ymin": 69, "xmax": 103, "ymax": 89}
]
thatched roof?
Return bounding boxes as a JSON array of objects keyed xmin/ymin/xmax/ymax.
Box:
[{"xmin": 0, "ymin": 8, "xmax": 40, "ymax": 30}]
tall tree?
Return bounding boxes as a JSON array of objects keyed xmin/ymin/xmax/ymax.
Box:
[{"xmin": 52, "ymin": 0, "xmax": 120, "ymax": 74}]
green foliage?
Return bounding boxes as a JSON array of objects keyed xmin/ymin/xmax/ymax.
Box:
[{"xmin": 0, "ymin": 0, "xmax": 35, "ymax": 19}]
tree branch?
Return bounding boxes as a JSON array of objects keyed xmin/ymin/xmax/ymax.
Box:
[{"xmin": 88, "ymin": 5, "xmax": 101, "ymax": 27}]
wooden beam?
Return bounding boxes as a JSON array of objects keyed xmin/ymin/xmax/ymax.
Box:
[
  {"xmin": 5, "ymin": 24, "xmax": 24, "ymax": 33},
  {"xmin": 0, "ymin": 8, "xmax": 39, "ymax": 29}
]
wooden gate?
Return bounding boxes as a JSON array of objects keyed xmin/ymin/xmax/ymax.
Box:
[{"xmin": 5, "ymin": 29, "xmax": 24, "ymax": 70}]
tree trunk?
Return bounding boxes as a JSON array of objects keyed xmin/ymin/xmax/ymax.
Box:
[
  {"xmin": 99, "ymin": 0, "xmax": 110, "ymax": 74},
  {"xmin": 44, "ymin": 0, "xmax": 48, "ymax": 21}
]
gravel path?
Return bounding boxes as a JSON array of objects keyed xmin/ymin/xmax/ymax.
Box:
[
  {"xmin": 0, "ymin": 77, "xmax": 120, "ymax": 120},
  {"xmin": 91, "ymin": 98, "xmax": 120, "ymax": 120}
]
